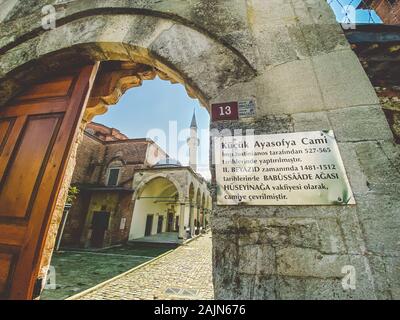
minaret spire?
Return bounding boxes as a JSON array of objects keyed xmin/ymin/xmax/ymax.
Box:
[
  {"xmin": 188, "ymin": 109, "xmax": 199, "ymax": 172},
  {"xmin": 190, "ymin": 110, "xmax": 198, "ymax": 129}
]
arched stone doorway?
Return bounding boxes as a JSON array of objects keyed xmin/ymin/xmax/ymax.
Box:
[
  {"xmin": 129, "ymin": 176, "xmax": 181, "ymax": 240},
  {"xmin": 2, "ymin": 1, "xmax": 399, "ymax": 301},
  {"xmin": 0, "ymin": 9, "xmax": 254, "ymax": 299}
]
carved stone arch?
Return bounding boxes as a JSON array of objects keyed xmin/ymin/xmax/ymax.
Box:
[
  {"xmin": 0, "ymin": 1, "xmax": 256, "ymax": 73},
  {"xmin": 134, "ymin": 173, "xmax": 184, "ymax": 201},
  {"xmin": 0, "ymin": 10, "xmax": 257, "ymax": 298},
  {"xmin": 0, "ymin": 13, "xmax": 257, "ymax": 109},
  {"xmin": 106, "ymin": 156, "xmax": 126, "ymax": 167},
  {"xmin": 84, "ymin": 60, "xmax": 204, "ymax": 122}
]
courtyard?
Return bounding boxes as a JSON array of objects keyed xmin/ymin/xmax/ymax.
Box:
[
  {"xmin": 69, "ymin": 232, "xmax": 214, "ymax": 300},
  {"xmin": 40, "ymin": 244, "xmax": 172, "ymax": 300}
]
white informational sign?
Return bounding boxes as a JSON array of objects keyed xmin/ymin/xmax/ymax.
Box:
[
  {"xmin": 214, "ymin": 131, "xmax": 355, "ymax": 206},
  {"xmin": 120, "ymin": 218, "xmax": 127, "ymax": 230}
]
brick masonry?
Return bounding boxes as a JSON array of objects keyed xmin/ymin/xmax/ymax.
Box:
[{"xmin": 60, "ymin": 123, "xmax": 167, "ymax": 249}]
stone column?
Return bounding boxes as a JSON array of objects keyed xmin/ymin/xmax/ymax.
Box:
[
  {"xmin": 199, "ymin": 207, "xmax": 204, "ymax": 228},
  {"xmin": 192, "ymin": 205, "xmax": 198, "ymax": 237},
  {"xmin": 196, "ymin": 206, "xmax": 201, "ymax": 234},
  {"xmin": 178, "ymin": 200, "xmax": 188, "ymax": 239},
  {"xmin": 203, "ymin": 209, "xmax": 207, "ymax": 228},
  {"xmin": 211, "ymin": 0, "xmax": 399, "ymax": 300},
  {"xmin": 184, "ymin": 203, "xmax": 191, "ymax": 229}
]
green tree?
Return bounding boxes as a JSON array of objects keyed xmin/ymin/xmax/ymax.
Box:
[{"xmin": 66, "ymin": 186, "xmax": 80, "ymax": 205}]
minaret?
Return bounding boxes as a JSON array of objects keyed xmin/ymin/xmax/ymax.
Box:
[{"xmin": 187, "ymin": 110, "xmax": 199, "ymax": 172}]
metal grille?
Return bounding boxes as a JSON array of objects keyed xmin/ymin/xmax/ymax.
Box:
[{"xmin": 327, "ymin": 0, "xmax": 400, "ymax": 24}]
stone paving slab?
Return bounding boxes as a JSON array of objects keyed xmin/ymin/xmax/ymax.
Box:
[
  {"xmin": 71, "ymin": 233, "xmax": 214, "ymax": 300},
  {"xmin": 41, "ymin": 250, "xmax": 164, "ymax": 300}
]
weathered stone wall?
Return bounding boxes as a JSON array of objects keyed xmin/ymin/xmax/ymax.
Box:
[
  {"xmin": 60, "ymin": 189, "xmax": 91, "ymax": 247},
  {"xmin": 71, "ymin": 133, "xmax": 106, "ymax": 185},
  {"xmin": 63, "ymin": 190, "xmax": 134, "ymax": 249},
  {"xmin": 100, "ymin": 141, "xmax": 152, "ymax": 186},
  {"xmin": 375, "ymin": 86, "xmax": 400, "ymax": 143},
  {"xmin": 209, "ymin": 1, "xmax": 400, "ymax": 300},
  {"xmin": 0, "ymin": 0, "xmax": 399, "ymax": 300},
  {"xmin": 78, "ymin": 191, "xmax": 133, "ymax": 248},
  {"xmin": 37, "ymin": 120, "xmax": 88, "ymax": 282},
  {"xmin": 60, "ymin": 129, "xmax": 169, "ymax": 248}
]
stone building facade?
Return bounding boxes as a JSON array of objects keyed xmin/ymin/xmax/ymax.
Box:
[
  {"xmin": 130, "ymin": 165, "xmax": 212, "ymax": 241},
  {"xmin": 59, "ymin": 122, "xmax": 162, "ymax": 248},
  {"xmin": 0, "ymin": 0, "xmax": 399, "ymax": 300},
  {"xmin": 60, "ymin": 121, "xmax": 211, "ymax": 249}
]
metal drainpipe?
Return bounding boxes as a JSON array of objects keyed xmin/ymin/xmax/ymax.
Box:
[{"xmin": 55, "ymin": 204, "xmax": 72, "ymax": 251}]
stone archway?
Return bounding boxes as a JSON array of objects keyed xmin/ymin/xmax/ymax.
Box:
[
  {"xmin": 2, "ymin": 0, "xmax": 399, "ymax": 301},
  {"xmin": 133, "ymin": 173, "xmax": 185, "ymax": 203},
  {"xmin": 129, "ymin": 176, "xmax": 181, "ymax": 240},
  {"xmin": 0, "ymin": 10, "xmax": 255, "ymax": 299},
  {"xmin": 0, "ymin": 13, "xmax": 256, "ymax": 108}
]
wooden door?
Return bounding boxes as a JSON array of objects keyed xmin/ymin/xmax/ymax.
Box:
[
  {"xmin": 90, "ymin": 211, "xmax": 110, "ymax": 248},
  {"xmin": 0, "ymin": 64, "xmax": 98, "ymax": 300}
]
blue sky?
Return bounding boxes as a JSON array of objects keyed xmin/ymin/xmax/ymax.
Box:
[
  {"xmin": 93, "ymin": 1, "xmax": 381, "ymax": 181},
  {"xmin": 328, "ymin": 0, "xmax": 382, "ymax": 23},
  {"xmin": 94, "ymin": 77, "xmax": 211, "ymax": 179}
]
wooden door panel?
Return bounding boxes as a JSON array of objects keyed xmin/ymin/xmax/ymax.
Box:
[
  {"xmin": 15, "ymin": 76, "xmax": 75, "ymax": 102},
  {"xmin": 0, "ymin": 115, "xmax": 62, "ymax": 219},
  {"xmin": 0, "ymin": 118, "xmax": 15, "ymax": 155},
  {"xmin": 0, "ymin": 117, "xmax": 26, "ymax": 183},
  {"xmin": 0, "ymin": 224, "xmax": 25, "ymax": 246},
  {"xmin": 0, "ymin": 63, "xmax": 98, "ymax": 300},
  {"xmin": 0, "ymin": 101, "xmax": 68, "ymax": 118}
]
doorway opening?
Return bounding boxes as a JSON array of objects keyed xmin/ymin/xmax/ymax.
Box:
[
  {"xmin": 36, "ymin": 61, "xmax": 213, "ymax": 300},
  {"xmin": 146, "ymin": 215, "xmax": 155, "ymax": 237},
  {"xmin": 0, "ymin": 2, "xmax": 260, "ymax": 298}
]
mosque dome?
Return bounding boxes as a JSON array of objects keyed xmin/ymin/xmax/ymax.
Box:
[{"xmin": 153, "ymin": 158, "xmax": 182, "ymax": 168}]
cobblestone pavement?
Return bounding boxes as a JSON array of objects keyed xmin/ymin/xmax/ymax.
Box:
[{"xmin": 73, "ymin": 233, "xmax": 214, "ymax": 300}]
